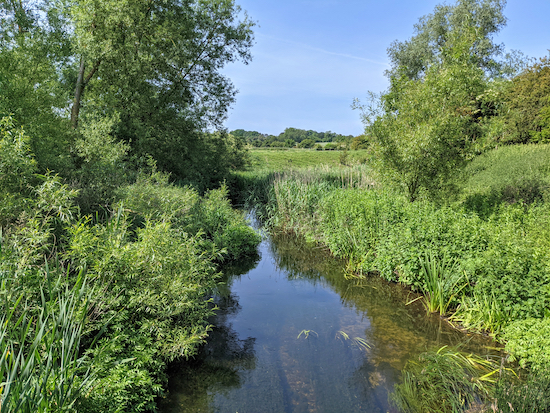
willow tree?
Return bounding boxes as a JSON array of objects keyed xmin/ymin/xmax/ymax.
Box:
[
  {"xmin": 1, "ymin": 0, "xmax": 255, "ymax": 180},
  {"xmin": 358, "ymin": 0, "xmax": 517, "ymax": 201}
]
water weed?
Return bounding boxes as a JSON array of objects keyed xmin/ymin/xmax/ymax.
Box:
[{"xmin": 390, "ymin": 346, "xmax": 502, "ymax": 413}]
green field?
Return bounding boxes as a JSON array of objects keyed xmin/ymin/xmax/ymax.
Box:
[{"xmin": 248, "ymin": 148, "xmax": 370, "ymax": 170}]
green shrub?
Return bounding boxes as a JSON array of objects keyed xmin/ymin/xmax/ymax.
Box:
[
  {"xmin": 72, "ymin": 114, "xmax": 131, "ymax": 214},
  {"xmin": 118, "ymin": 179, "xmax": 260, "ymax": 262},
  {"xmin": 0, "ymin": 116, "xmax": 38, "ymax": 225},
  {"xmin": 504, "ymin": 318, "xmax": 550, "ymax": 371},
  {"xmin": 66, "ymin": 210, "xmax": 220, "ymax": 412}
]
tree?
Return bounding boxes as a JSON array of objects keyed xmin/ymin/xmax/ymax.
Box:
[
  {"xmin": 1, "ymin": 0, "xmax": 255, "ymax": 184},
  {"xmin": 501, "ymin": 55, "xmax": 550, "ymax": 143},
  {"xmin": 358, "ymin": 0, "xmax": 513, "ymax": 202},
  {"xmin": 298, "ymin": 138, "xmax": 314, "ymax": 148},
  {"xmin": 386, "ymin": 0, "xmax": 512, "ymax": 82}
]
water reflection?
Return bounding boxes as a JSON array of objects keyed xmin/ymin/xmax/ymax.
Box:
[{"xmin": 160, "ymin": 232, "xmax": 493, "ymax": 413}]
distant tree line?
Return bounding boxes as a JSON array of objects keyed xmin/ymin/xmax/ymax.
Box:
[{"xmin": 231, "ymin": 127, "xmax": 354, "ymax": 148}]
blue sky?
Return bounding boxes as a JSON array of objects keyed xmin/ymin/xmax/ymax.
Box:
[{"xmin": 222, "ymin": 0, "xmax": 550, "ymax": 136}]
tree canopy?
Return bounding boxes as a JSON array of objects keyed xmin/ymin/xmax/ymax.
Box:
[
  {"xmin": 358, "ymin": 0, "xmax": 517, "ymax": 201},
  {"xmin": 501, "ymin": 55, "xmax": 550, "ymax": 144},
  {"xmin": 0, "ymin": 0, "xmax": 254, "ymax": 184}
]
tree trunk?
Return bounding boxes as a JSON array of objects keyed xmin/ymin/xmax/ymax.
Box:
[
  {"xmin": 71, "ymin": 58, "xmax": 86, "ymax": 129},
  {"xmin": 71, "ymin": 58, "xmax": 100, "ymax": 129}
]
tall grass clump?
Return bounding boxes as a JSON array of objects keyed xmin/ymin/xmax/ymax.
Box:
[
  {"xmin": 493, "ymin": 370, "xmax": 550, "ymax": 413},
  {"xmin": 0, "ymin": 273, "xmax": 94, "ymax": 413},
  {"xmin": 390, "ymin": 346, "xmax": 501, "ymax": 413},
  {"xmin": 413, "ymin": 252, "xmax": 465, "ymax": 316}
]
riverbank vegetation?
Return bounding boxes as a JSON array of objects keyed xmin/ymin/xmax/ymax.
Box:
[
  {"xmin": 232, "ymin": 0, "xmax": 550, "ymax": 410},
  {"xmin": 0, "ymin": 0, "xmax": 260, "ymax": 411},
  {"xmin": 236, "ymin": 127, "xmax": 550, "ymax": 413}
]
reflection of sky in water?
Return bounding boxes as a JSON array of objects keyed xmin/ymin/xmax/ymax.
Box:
[{"xmin": 161, "ymin": 234, "xmax": 494, "ymax": 413}]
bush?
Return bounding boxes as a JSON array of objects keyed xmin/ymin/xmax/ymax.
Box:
[
  {"xmin": 66, "ymin": 210, "xmax": 220, "ymax": 412},
  {"xmin": 118, "ymin": 177, "xmax": 260, "ymax": 262},
  {"xmin": 0, "ymin": 116, "xmax": 38, "ymax": 225},
  {"xmin": 504, "ymin": 318, "xmax": 550, "ymax": 371}
]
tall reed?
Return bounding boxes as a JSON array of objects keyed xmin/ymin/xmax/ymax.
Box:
[
  {"xmin": 0, "ymin": 271, "xmax": 95, "ymax": 413},
  {"xmin": 411, "ymin": 252, "xmax": 465, "ymax": 316}
]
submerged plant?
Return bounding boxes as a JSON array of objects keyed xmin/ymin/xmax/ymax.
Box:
[
  {"xmin": 297, "ymin": 329, "xmax": 318, "ymax": 339},
  {"xmin": 335, "ymin": 330, "xmax": 371, "ymax": 351}
]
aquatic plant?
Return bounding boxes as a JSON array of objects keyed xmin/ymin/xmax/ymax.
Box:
[
  {"xmin": 390, "ymin": 346, "xmax": 502, "ymax": 413},
  {"xmin": 450, "ymin": 291, "xmax": 510, "ymax": 336},
  {"xmin": 297, "ymin": 329, "xmax": 318, "ymax": 339},
  {"xmin": 335, "ymin": 331, "xmax": 371, "ymax": 351}
]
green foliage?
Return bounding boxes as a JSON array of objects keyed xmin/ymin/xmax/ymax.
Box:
[
  {"xmin": 361, "ymin": 32, "xmax": 491, "ymax": 201},
  {"xmin": 0, "ymin": 274, "xmax": 94, "ymax": 413},
  {"xmin": 390, "ymin": 346, "xmax": 500, "ymax": 413},
  {"xmin": 494, "ymin": 370, "xmax": 550, "ymax": 413},
  {"xmin": 72, "ymin": 114, "xmax": 131, "ymax": 213},
  {"xmin": 0, "ymin": 14, "xmax": 74, "ymax": 173},
  {"xmin": 451, "ymin": 290, "xmax": 510, "ymax": 336},
  {"xmin": 298, "ymin": 138, "xmax": 315, "ymax": 148},
  {"xmin": 501, "ymin": 55, "xmax": 550, "ymax": 144},
  {"xmin": 246, "ymin": 148, "xmax": 370, "ymax": 170},
  {"xmin": 350, "ymin": 135, "xmax": 369, "ymax": 150},
  {"xmin": 234, "ymin": 127, "xmax": 353, "ymax": 147},
  {"xmin": 386, "ymin": 0, "xmax": 510, "ymax": 81},
  {"xmin": 0, "ymin": 116, "xmax": 37, "ymax": 224},
  {"xmin": 168, "ymin": 131, "xmax": 251, "ymax": 192},
  {"xmin": 358, "ymin": 0, "xmax": 520, "ymax": 202},
  {"xmin": 66, "ymin": 209, "xmax": 220, "ymax": 412},
  {"xmin": 504, "ymin": 318, "xmax": 550, "ymax": 372},
  {"xmin": 1, "ymin": 0, "xmax": 255, "ymax": 185},
  {"xmin": 461, "ymin": 144, "xmax": 550, "ymax": 217},
  {"xmin": 118, "ymin": 178, "xmax": 260, "ymax": 262},
  {"xmin": 415, "ymin": 252, "xmax": 465, "ymax": 315}
]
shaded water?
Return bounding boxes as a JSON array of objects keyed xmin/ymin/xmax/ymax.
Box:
[{"xmin": 160, "ymin": 231, "xmax": 494, "ymax": 413}]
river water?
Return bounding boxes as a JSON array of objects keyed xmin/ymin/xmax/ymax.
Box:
[{"xmin": 159, "ymin": 229, "xmax": 493, "ymax": 413}]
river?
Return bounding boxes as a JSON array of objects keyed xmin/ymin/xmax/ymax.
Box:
[{"xmin": 159, "ymin": 226, "xmax": 494, "ymax": 413}]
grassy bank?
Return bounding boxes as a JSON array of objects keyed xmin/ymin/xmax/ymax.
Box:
[{"xmin": 235, "ymin": 144, "xmax": 550, "ymax": 412}]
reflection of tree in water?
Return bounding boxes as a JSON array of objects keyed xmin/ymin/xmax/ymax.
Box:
[
  {"xmin": 160, "ymin": 289, "xmax": 257, "ymax": 413},
  {"xmin": 215, "ymin": 250, "xmax": 261, "ymax": 297},
  {"xmin": 268, "ymin": 232, "xmax": 345, "ymax": 283}
]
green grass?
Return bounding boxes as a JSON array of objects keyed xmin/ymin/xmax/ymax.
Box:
[
  {"xmin": 248, "ymin": 148, "xmax": 370, "ymax": 171},
  {"xmin": 460, "ymin": 144, "xmax": 550, "ymax": 216}
]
